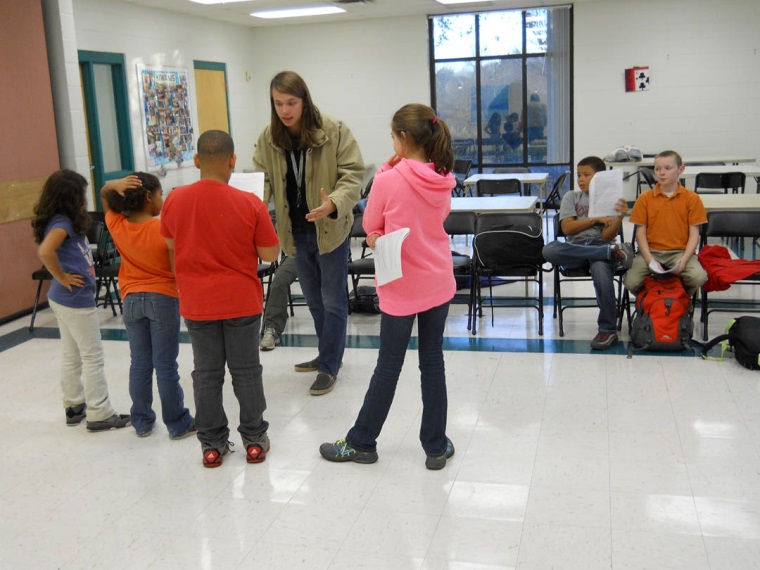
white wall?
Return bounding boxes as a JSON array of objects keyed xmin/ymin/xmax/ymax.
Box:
[
  {"xmin": 70, "ymin": 0, "xmax": 259, "ymax": 190},
  {"xmin": 574, "ymin": 0, "xmax": 760, "ymax": 191},
  {"xmin": 65, "ymin": 0, "xmax": 430, "ymax": 190},
  {"xmin": 246, "ymin": 16, "xmax": 431, "ymax": 174},
  {"xmin": 55, "ymin": 0, "xmax": 760, "ymax": 195}
]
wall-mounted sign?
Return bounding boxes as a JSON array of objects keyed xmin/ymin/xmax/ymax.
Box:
[{"xmin": 625, "ymin": 66, "xmax": 650, "ymax": 92}]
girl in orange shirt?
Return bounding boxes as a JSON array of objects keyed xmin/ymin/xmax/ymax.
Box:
[{"xmin": 102, "ymin": 173, "xmax": 194, "ymax": 439}]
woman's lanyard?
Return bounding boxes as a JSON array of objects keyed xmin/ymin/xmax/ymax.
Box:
[{"xmin": 290, "ymin": 149, "xmax": 305, "ymax": 208}]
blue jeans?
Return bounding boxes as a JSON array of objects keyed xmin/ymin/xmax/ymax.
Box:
[
  {"xmin": 122, "ymin": 293, "xmax": 193, "ymax": 437},
  {"xmin": 542, "ymin": 239, "xmax": 617, "ymax": 333},
  {"xmin": 292, "ymin": 229, "xmax": 350, "ymax": 376},
  {"xmin": 185, "ymin": 314, "xmax": 268, "ymax": 449},
  {"xmin": 347, "ymin": 301, "xmax": 450, "ymax": 456}
]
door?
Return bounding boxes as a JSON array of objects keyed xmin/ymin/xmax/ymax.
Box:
[
  {"xmin": 194, "ymin": 61, "xmax": 230, "ymax": 134},
  {"xmin": 79, "ymin": 51, "xmax": 134, "ymax": 211}
]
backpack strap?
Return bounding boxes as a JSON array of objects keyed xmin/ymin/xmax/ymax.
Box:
[{"xmin": 700, "ymin": 333, "xmax": 730, "ymax": 361}]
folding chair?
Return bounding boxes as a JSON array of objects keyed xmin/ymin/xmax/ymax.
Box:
[
  {"xmin": 549, "ymin": 215, "xmax": 631, "ymax": 337},
  {"xmin": 471, "ymin": 212, "xmax": 545, "ymax": 335},
  {"xmin": 477, "ymin": 178, "xmax": 521, "ymax": 197},
  {"xmin": 699, "ymin": 210, "xmax": 760, "ymax": 340}
]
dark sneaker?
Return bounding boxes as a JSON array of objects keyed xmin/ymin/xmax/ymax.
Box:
[
  {"xmin": 425, "ymin": 437, "xmax": 455, "ymax": 470},
  {"xmin": 135, "ymin": 423, "xmax": 155, "ymax": 438},
  {"xmin": 202, "ymin": 441, "xmax": 233, "ymax": 468},
  {"xmin": 259, "ymin": 328, "xmax": 280, "ymax": 351},
  {"xmin": 86, "ymin": 413, "xmax": 131, "ymax": 432},
  {"xmin": 170, "ymin": 423, "xmax": 197, "ymax": 441},
  {"xmin": 294, "ymin": 358, "xmax": 343, "ymax": 373},
  {"xmin": 294, "ymin": 357, "xmax": 320, "ymax": 372},
  {"xmin": 245, "ymin": 433, "xmax": 271, "ymax": 464},
  {"xmin": 310, "ymin": 373, "xmax": 337, "ymax": 396},
  {"xmin": 319, "ymin": 439, "xmax": 378, "ymax": 464},
  {"xmin": 591, "ymin": 331, "xmax": 618, "ymax": 350},
  {"xmin": 65, "ymin": 403, "xmax": 86, "ymax": 426},
  {"xmin": 612, "ymin": 243, "xmax": 634, "ymax": 270}
]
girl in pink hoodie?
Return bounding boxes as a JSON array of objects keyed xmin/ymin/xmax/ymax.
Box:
[{"xmin": 320, "ymin": 104, "xmax": 457, "ymax": 470}]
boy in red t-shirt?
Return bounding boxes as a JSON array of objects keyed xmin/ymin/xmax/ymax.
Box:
[
  {"xmin": 161, "ymin": 130, "xmax": 279, "ymax": 468},
  {"xmin": 624, "ymin": 149, "xmax": 707, "ymax": 296}
]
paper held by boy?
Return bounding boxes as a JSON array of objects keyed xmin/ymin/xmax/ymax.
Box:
[
  {"xmin": 229, "ymin": 172, "xmax": 265, "ymax": 202},
  {"xmin": 588, "ymin": 169, "xmax": 623, "ymax": 218}
]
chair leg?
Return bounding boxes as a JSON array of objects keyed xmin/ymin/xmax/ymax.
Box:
[
  {"xmin": 702, "ymin": 290, "xmax": 709, "ymax": 341},
  {"xmin": 29, "ymin": 279, "xmax": 44, "ymax": 332},
  {"xmin": 538, "ymin": 273, "xmax": 544, "ymax": 336}
]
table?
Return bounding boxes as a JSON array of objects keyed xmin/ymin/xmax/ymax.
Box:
[
  {"xmin": 606, "ymin": 156, "xmax": 756, "ymax": 168},
  {"xmin": 699, "ymin": 194, "xmax": 760, "ymax": 212},
  {"xmin": 451, "ymin": 196, "xmax": 538, "ymax": 214},
  {"xmin": 680, "ymin": 165, "xmax": 760, "ymax": 193},
  {"xmin": 463, "ymin": 173, "xmax": 550, "ymax": 203}
]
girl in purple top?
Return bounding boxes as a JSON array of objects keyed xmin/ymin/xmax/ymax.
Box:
[
  {"xmin": 320, "ymin": 104, "xmax": 457, "ymax": 470},
  {"xmin": 32, "ymin": 169, "xmax": 129, "ymax": 432}
]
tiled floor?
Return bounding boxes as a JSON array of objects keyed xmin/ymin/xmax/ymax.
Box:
[{"xmin": 2, "ymin": 233, "xmax": 760, "ymax": 569}]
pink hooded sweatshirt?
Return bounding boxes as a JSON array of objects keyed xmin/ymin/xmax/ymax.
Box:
[{"xmin": 363, "ymin": 158, "xmax": 457, "ymax": 316}]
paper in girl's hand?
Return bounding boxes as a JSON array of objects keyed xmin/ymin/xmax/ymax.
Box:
[{"xmin": 374, "ymin": 228, "xmax": 411, "ymax": 286}]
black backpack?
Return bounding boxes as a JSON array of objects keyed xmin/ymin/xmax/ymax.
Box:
[
  {"xmin": 349, "ymin": 285, "xmax": 380, "ymax": 314},
  {"xmin": 701, "ymin": 316, "xmax": 760, "ymax": 370},
  {"xmin": 473, "ymin": 224, "xmax": 544, "ymax": 271}
]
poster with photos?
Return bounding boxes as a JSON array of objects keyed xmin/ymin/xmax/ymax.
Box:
[{"xmin": 137, "ymin": 65, "xmax": 195, "ymax": 170}]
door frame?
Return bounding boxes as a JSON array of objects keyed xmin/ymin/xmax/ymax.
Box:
[
  {"xmin": 79, "ymin": 50, "xmax": 134, "ymax": 210},
  {"xmin": 193, "ymin": 60, "xmax": 231, "ymax": 135}
]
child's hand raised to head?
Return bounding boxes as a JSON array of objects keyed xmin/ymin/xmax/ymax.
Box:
[
  {"xmin": 387, "ymin": 154, "xmax": 402, "ymax": 167},
  {"xmin": 111, "ymin": 175, "xmax": 142, "ymax": 195}
]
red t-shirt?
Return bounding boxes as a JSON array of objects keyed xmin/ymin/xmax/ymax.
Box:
[
  {"xmin": 105, "ymin": 211, "xmax": 177, "ymax": 299},
  {"xmin": 160, "ymin": 179, "xmax": 279, "ymax": 320}
]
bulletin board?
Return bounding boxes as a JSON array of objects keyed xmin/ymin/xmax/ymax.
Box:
[{"xmin": 137, "ymin": 65, "xmax": 195, "ymax": 171}]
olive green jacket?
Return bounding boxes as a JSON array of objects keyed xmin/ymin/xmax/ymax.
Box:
[{"xmin": 252, "ymin": 115, "xmax": 364, "ymax": 256}]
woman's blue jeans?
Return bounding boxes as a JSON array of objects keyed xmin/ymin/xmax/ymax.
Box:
[
  {"xmin": 347, "ymin": 301, "xmax": 451, "ymax": 456},
  {"xmin": 122, "ymin": 293, "xmax": 193, "ymax": 437},
  {"xmin": 292, "ymin": 229, "xmax": 350, "ymax": 376}
]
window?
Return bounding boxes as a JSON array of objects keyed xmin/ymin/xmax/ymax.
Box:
[{"xmin": 430, "ymin": 7, "xmax": 572, "ymax": 177}]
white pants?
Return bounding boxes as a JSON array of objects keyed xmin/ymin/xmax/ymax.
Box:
[{"xmin": 49, "ymin": 300, "xmax": 115, "ymax": 422}]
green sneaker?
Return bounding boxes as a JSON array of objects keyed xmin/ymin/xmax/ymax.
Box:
[
  {"xmin": 425, "ymin": 437, "xmax": 455, "ymax": 470},
  {"xmin": 319, "ymin": 439, "xmax": 378, "ymax": 464}
]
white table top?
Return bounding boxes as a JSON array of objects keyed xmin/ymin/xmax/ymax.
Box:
[
  {"xmin": 699, "ymin": 194, "xmax": 760, "ymax": 211},
  {"xmin": 451, "ymin": 196, "xmax": 538, "ymax": 214},
  {"xmin": 606, "ymin": 156, "xmax": 756, "ymax": 168},
  {"xmin": 463, "ymin": 172, "xmax": 549, "ymax": 186},
  {"xmin": 681, "ymin": 165, "xmax": 760, "ymax": 178}
]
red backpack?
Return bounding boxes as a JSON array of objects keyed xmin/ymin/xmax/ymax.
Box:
[{"xmin": 628, "ymin": 275, "xmax": 694, "ymax": 356}]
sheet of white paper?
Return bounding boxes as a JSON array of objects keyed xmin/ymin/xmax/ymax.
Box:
[
  {"xmin": 648, "ymin": 259, "xmax": 669, "ymax": 274},
  {"xmin": 374, "ymin": 227, "xmax": 411, "ymax": 286},
  {"xmin": 588, "ymin": 169, "xmax": 623, "ymax": 218},
  {"xmin": 229, "ymin": 172, "xmax": 265, "ymax": 202}
]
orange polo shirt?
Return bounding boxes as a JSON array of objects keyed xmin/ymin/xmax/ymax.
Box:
[{"xmin": 629, "ymin": 183, "xmax": 707, "ymax": 251}]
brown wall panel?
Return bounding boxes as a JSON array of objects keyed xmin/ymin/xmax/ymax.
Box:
[{"xmin": 0, "ymin": 0, "xmax": 60, "ymax": 321}]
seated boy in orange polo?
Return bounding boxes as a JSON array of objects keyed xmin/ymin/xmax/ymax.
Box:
[{"xmin": 623, "ymin": 149, "xmax": 707, "ymax": 296}]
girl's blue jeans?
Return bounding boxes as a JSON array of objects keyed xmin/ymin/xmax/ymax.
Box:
[
  {"xmin": 123, "ymin": 292, "xmax": 193, "ymax": 437},
  {"xmin": 347, "ymin": 301, "xmax": 451, "ymax": 456}
]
